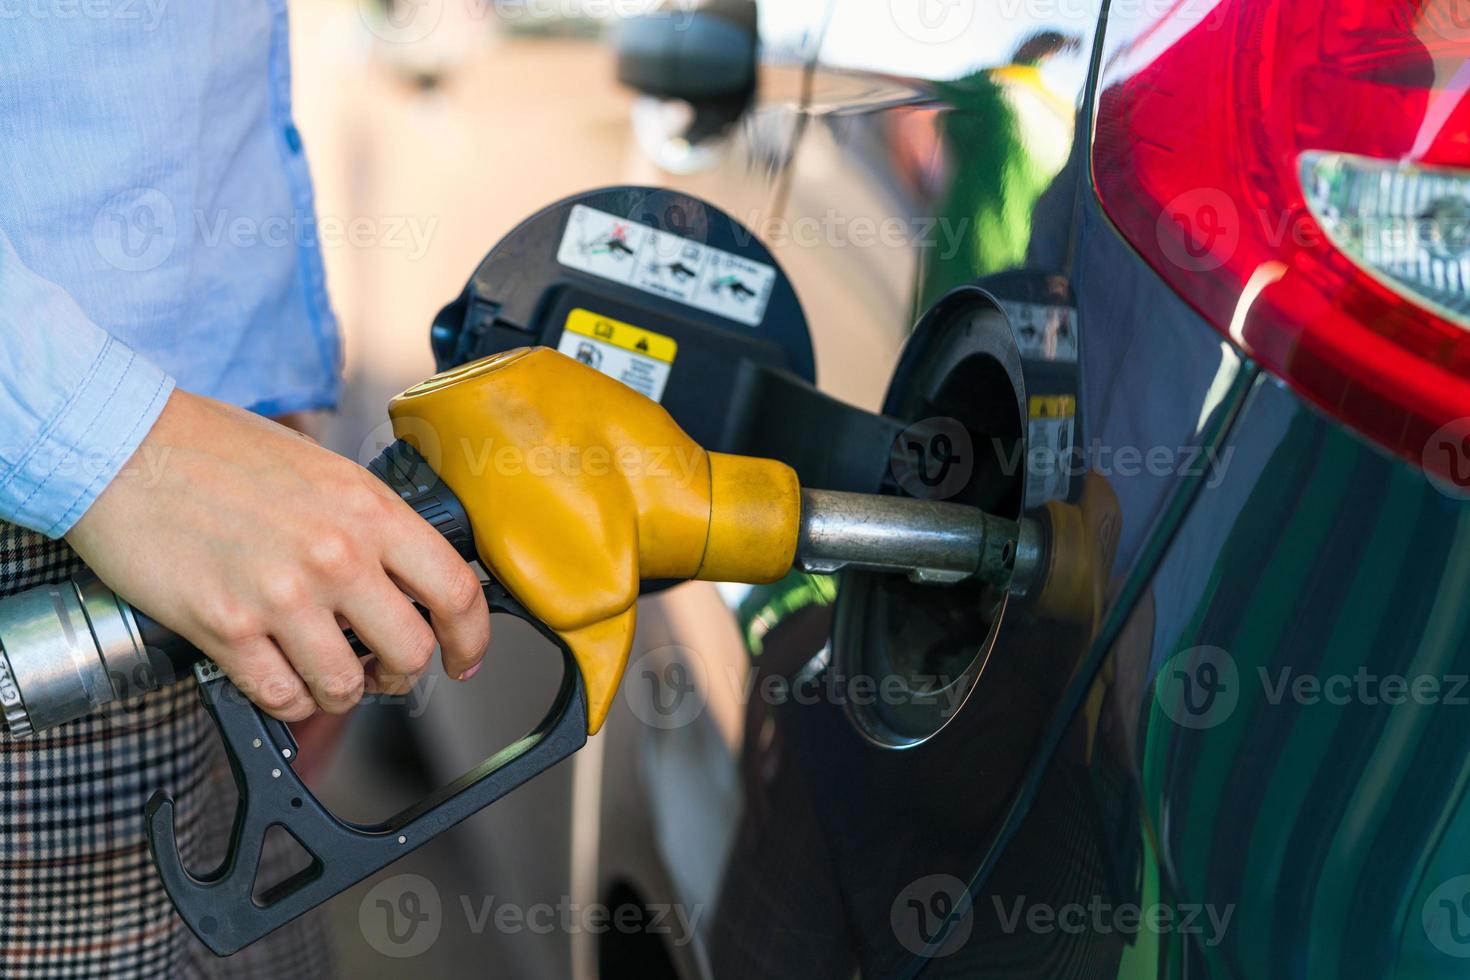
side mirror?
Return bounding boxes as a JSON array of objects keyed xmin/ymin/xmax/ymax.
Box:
[{"xmin": 615, "ymin": 0, "xmax": 758, "ymax": 107}]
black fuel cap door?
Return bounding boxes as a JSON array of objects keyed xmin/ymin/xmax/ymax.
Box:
[{"xmin": 430, "ymin": 186, "xmax": 814, "ymax": 457}]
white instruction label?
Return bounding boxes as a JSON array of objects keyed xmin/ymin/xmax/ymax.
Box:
[
  {"xmin": 1026, "ymin": 395, "xmax": 1076, "ymax": 508},
  {"xmin": 556, "ymin": 308, "xmax": 678, "ymax": 403},
  {"xmin": 557, "ymin": 204, "xmax": 776, "ymax": 327}
]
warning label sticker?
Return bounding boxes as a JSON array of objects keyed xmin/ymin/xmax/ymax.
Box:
[
  {"xmin": 557, "ymin": 204, "xmax": 776, "ymax": 327},
  {"xmin": 1026, "ymin": 394, "xmax": 1077, "ymax": 508},
  {"xmin": 557, "ymin": 308, "xmax": 677, "ymax": 403}
]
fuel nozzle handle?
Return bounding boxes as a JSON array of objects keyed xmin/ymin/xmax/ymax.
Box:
[
  {"xmin": 0, "ymin": 440, "xmax": 478, "ymax": 739},
  {"xmin": 0, "ymin": 343, "xmax": 1036, "ymax": 740},
  {"xmin": 364, "ymin": 438, "xmax": 478, "ymax": 563},
  {"xmin": 138, "ymin": 437, "xmax": 477, "ymax": 664}
]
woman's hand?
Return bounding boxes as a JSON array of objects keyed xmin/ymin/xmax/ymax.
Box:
[{"xmin": 67, "ymin": 389, "xmax": 490, "ymax": 720}]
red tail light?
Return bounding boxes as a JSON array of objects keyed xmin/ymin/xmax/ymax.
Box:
[{"xmin": 1093, "ymin": 1, "xmax": 1470, "ymax": 478}]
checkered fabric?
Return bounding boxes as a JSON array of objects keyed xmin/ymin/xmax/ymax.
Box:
[{"xmin": 0, "ymin": 523, "xmax": 336, "ymax": 979}]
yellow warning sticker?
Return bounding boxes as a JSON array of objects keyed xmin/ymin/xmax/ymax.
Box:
[
  {"xmin": 558, "ymin": 309, "xmax": 677, "ymax": 402},
  {"xmin": 563, "ymin": 309, "xmax": 677, "ymax": 363},
  {"xmin": 1027, "ymin": 394, "xmax": 1077, "ymax": 508},
  {"xmin": 1029, "ymin": 394, "xmax": 1076, "ymax": 420}
]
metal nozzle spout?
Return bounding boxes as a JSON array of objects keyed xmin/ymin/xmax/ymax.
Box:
[{"xmin": 794, "ymin": 489, "xmax": 1029, "ymax": 587}]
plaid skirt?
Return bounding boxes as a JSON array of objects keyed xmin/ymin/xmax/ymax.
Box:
[{"xmin": 0, "ymin": 523, "xmax": 335, "ymax": 979}]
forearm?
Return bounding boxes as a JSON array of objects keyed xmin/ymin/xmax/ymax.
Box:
[{"xmin": 0, "ymin": 228, "xmax": 174, "ymax": 538}]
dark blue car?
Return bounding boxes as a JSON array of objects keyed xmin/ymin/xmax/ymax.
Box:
[{"xmin": 491, "ymin": 2, "xmax": 1470, "ymax": 977}]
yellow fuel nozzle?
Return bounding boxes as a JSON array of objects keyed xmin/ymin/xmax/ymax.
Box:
[{"xmin": 387, "ymin": 347, "xmax": 800, "ymax": 734}]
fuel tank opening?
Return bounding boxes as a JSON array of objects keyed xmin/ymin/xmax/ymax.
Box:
[{"xmin": 832, "ymin": 290, "xmax": 1026, "ymax": 748}]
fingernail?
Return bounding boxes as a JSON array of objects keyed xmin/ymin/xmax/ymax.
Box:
[{"xmin": 458, "ymin": 662, "xmax": 483, "ymax": 682}]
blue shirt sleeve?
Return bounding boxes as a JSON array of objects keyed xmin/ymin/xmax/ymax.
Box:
[{"xmin": 0, "ymin": 229, "xmax": 176, "ymax": 539}]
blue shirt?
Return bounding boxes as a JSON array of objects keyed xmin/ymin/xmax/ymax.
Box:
[{"xmin": 0, "ymin": 3, "xmax": 341, "ymax": 538}]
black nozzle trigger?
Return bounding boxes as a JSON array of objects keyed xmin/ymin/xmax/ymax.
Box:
[{"xmin": 144, "ymin": 580, "xmax": 587, "ymax": 957}]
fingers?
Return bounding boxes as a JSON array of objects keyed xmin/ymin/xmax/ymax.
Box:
[
  {"xmin": 340, "ymin": 577, "xmax": 438, "ymax": 696},
  {"xmin": 382, "ymin": 519, "xmax": 491, "ymax": 681},
  {"xmin": 274, "ymin": 612, "xmax": 366, "ymax": 715},
  {"xmin": 210, "ymin": 636, "xmax": 316, "ymax": 722}
]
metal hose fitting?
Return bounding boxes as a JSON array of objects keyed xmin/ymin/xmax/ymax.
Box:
[{"xmin": 0, "ymin": 572, "xmax": 172, "ymax": 737}]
